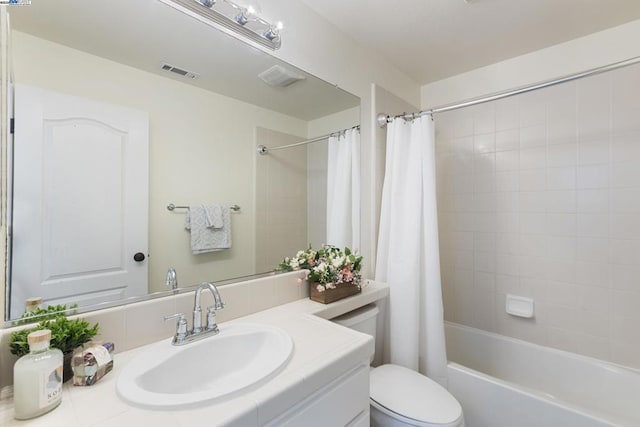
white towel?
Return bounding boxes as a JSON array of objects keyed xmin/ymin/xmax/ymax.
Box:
[
  {"xmin": 204, "ymin": 204, "xmax": 224, "ymax": 229},
  {"xmin": 184, "ymin": 205, "xmax": 231, "ymax": 254}
]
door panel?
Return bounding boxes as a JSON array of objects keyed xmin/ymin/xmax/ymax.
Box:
[{"xmin": 10, "ymin": 84, "xmax": 149, "ymax": 318}]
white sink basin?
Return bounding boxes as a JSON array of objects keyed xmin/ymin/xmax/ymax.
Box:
[{"xmin": 116, "ymin": 322, "xmax": 293, "ymax": 409}]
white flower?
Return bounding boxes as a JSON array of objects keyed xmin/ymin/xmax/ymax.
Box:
[
  {"xmin": 316, "ymin": 284, "xmax": 325, "ymax": 292},
  {"xmin": 332, "ymin": 256, "xmax": 345, "ymax": 269}
]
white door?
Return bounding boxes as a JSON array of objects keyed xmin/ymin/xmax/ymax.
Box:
[{"xmin": 10, "ymin": 84, "xmax": 149, "ymax": 318}]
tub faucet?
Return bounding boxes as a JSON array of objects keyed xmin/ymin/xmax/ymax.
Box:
[
  {"xmin": 165, "ymin": 267, "xmax": 178, "ymax": 290},
  {"xmin": 164, "ymin": 281, "xmax": 224, "ymax": 346}
]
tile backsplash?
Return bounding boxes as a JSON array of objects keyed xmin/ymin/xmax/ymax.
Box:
[
  {"xmin": 436, "ymin": 62, "xmax": 640, "ymax": 368},
  {"xmin": 0, "ymin": 271, "xmax": 307, "ymax": 388}
]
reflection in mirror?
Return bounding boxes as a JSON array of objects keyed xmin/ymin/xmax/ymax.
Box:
[{"xmin": 3, "ymin": 0, "xmax": 359, "ymax": 322}]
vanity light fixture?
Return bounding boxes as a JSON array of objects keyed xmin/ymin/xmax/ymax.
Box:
[
  {"xmin": 234, "ymin": 5, "xmax": 254, "ymax": 26},
  {"xmin": 160, "ymin": 0, "xmax": 283, "ymax": 50}
]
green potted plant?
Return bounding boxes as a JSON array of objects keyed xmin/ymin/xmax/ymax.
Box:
[
  {"xmin": 279, "ymin": 245, "xmax": 363, "ymax": 304},
  {"xmin": 10, "ymin": 310, "xmax": 99, "ymax": 382}
]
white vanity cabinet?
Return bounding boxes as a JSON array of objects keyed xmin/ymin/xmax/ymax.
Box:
[{"xmin": 266, "ymin": 363, "xmax": 370, "ymax": 427}]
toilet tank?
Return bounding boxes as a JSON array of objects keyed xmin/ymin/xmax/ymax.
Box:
[{"xmin": 333, "ymin": 303, "xmax": 379, "ymax": 341}]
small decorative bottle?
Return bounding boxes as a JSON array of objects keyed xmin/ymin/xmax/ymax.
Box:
[
  {"xmin": 13, "ymin": 329, "xmax": 63, "ymax": 420},
  {"xmin": 24, "ymin": 297, "xmax": 43, "ymax": 313}
]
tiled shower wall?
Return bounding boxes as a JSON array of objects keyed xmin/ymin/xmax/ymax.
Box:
[{"xmin": 435, "ymin": 63, "xmax": 640, "ymax": 368}]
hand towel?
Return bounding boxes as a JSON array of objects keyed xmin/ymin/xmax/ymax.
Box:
[
  {"xmin": 184, "ymin": 205, "xmax": 231, "ymax": 254},
  {"xmin": 204, "ymin": 204, "xmax": 224, "ymax": 229}
]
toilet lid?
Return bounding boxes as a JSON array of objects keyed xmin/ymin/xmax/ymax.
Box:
[{"xmin": 370, "ymin": 364, "xmax": 462, "ymax": 425}]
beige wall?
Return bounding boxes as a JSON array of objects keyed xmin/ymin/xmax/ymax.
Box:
[
  {"xmin": 436, "ymin": 61, "xmax": 640, "ymax": 369},
  {"xmin": 12, "ymin": 31, "xmax": 309, "ymax": 293},
  {"xmin": 254, "ymin": 128, "xmax": 307, "ymax": 273},
  {"xmin": 421, "ymin": 19, "xmax": 640, "ymax": 108}
]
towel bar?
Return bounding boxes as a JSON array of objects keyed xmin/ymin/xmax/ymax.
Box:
[{"xmin": 167, "ymin": 203, "xmax": 240, "ymax": 212}]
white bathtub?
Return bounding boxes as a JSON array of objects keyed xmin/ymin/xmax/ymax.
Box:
[{"xmin": 445, "ymin": 322, "xmax": 640, "ymax": 427}]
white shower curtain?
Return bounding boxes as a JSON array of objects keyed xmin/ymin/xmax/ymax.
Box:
[
  {"xmin": 326, "ymin": 128, "xmax": 360, "ymax": 249},
  {"xmin": 375, "ymin": 115, "xmax": 448, "ymax": 386}
]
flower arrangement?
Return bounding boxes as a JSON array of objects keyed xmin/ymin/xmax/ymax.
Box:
[{"xmin": 279, "ymin": 245, "xmax": 363, "ymax": 292}]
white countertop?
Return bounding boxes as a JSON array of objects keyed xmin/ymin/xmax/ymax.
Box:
[{"xmin": 0, "ymin": 282, "xmax": 389, "ymax": 427}]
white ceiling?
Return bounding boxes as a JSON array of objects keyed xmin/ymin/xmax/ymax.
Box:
[
  {"xmin": 9, "ymin": 0, "xmax": 359, "ymax": 121},
  {"xmin": 301, "ymin": 0, "xmax": 640, "ymax": 85}
]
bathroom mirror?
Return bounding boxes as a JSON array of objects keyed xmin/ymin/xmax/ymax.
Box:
[{"xmin": 3, "ymin": 0, "xmax": 360, "ymax": 321}]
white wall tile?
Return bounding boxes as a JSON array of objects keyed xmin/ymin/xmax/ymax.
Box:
[
  {"xmin": 546, "ymin": 190, "xmax": 576, "ymax": 213},
  {"xmin": 547, "ymin": 167, "xmax": 576, "ymax": 190},
  {"xmin": 519, "ymin": 90, "xmax": 546, "ymax": 126},
  {"xmin": 577, "ymin": 213, "xmax": 609, "ymax": 238},
  {"xmin": 577, "ymin": 189, "xmax": 609, "ymax": 213},
  {"xmin": 495, "ymin": 97, "xmax": 519, "ymax": 131},
  {"xmin": 474, "ymin": 152, "xmax": 496, "ymax": 175},
  {"xmin": 436, "ymin": 65, "xmax": 640, "ymax": 369},
  {"xmin": 610, "ymin": 239, "xmax": 640, "ymax": 265},
  {"xmin": 496, "ymin": 254, "xmax": 519, "ymax": 276},
  {"xmin": 611, "ymin": 214, "xmax": 640, "ymax": 239},
  {"xmin": 495, "ymin": 129, "xmax": 519, "ymax": 152},
  {"xmin": 578, "ymin": 139, "xmax": 609, "ymax": 165},
  {"xmin": 546, "ymin": 213, "xmax": 577, "ymax": 236},
  {"xmin": 474, "ymin": 133, "xmax": 495, "ymax": 155},
  {"xmin": 580, "ymin": 286, "xmax": 611, "ymax": 313},
  {"xmin": 547, "ymin": 143, "xmax": 577, "ymax": 167},
  {"xmin": 546, "ymin": 260, "xmax": 576, "ymax": 283},
  {"xmin": 575, "ymin": 237, "xmax": 609, "ymax": 262},
  {"xmin": 546, "ymin": 236, "xmax": 576, "ymax": 261},
  {"xmin": 519, "ymin": 169, "xmax": 546, "ymax": 191},
  {"xmin": 520, "ymin": 147, "xmax": 547, "ymax": 170},
  {"xmin": 474, "ymin": 251, "xmax": 496, "ymax": 273},
  {"xmin": 474, "ymin": 232, "xmax": 496, "ymax": 252},
  {"xmin": 577, "ymin": 164, "xmax": 609, "ymax": 189},
  {"xmin": 520, "ymin": 124, "xmax": 546, "ymax": 149},
  {"xmin": 519, "ymin": 192, "xmax": 546, "ymax": 212},
  {"xmin": 546, "ymin": 281, "xmax": 580, "ymax": 308},
  {"xmin": 611, "ymin": 162, "xmax": 640, "ymax": 188},
  {"xmin": 611, "ymin": 132, "xmax": 640, "ymax": 163},
  {"xmin": 520, "ymin": 234, "xmax": 547, "ymax": 256},
  {"xmin": 495, "ymin": 171, "xmax": 519, "ymax": 192},
  {"xmin": 496, "ymin": 213, "xmax": 519, "ymax": 233},
  {"xmin": 495, "ymin": 150, "xmax": 519, "ymax": 172},
  {"xmin": 473, "ymin": 173, "xmax": 496, "ymax": 193},
  {"xmin": 496, "ymin": 192, "xmax": 519, "ymax": 212},
  {"xmin": 575, "ymin": 262, "xmax": 611, "ymax": 287},
  {"xmin": 496, "ymin": 233, "xmax": 519, "ymax": 255},
  {"xmin": 611, "ymin": 264, "xmax": 640, "ymax": 291},
  {"xmin": 611, "ymin": 189, "xmax": 640, "ymax": 213},
  {"xmin": 520, "ymin": 213, "xmax": 547, "ymax": 235},
  {"xmin": 473, "ymin": 103, "xmax": 496, "ymax": 135}
]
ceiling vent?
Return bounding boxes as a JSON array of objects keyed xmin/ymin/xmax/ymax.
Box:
[
  {"xmin": 160, "ymin": 62, "xmax": 200, "ymax": 80},
  {"xmin": 258, "ymin": 65, "xmax": 305, "ymax": 88}
]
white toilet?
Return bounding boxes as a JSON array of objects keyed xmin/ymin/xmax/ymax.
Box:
[{"xmin": 333, "ymin": 304, "xmax": 464, "ymax": 427}]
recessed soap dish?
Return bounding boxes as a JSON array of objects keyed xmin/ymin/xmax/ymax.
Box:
[{"xmin": 505, "ymin": 294, "xmax": 534, "ymax": 318}]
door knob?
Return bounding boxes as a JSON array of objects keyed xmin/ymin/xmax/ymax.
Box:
[{"xmin": 133, "ymin": 252, "xmax": 146, "ymax": 262}]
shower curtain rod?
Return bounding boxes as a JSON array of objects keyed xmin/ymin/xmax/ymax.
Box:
[
  {"xmin": 256, "ymin": 125, "xmax": 360, "ymax": 155},
  {"xmin": 377, "ymin": 55, "xmax": 640, "ymax": 127}
]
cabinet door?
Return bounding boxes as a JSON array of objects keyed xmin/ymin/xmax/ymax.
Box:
[{"xmin": 266, "ymin": 364, "xmax": 369, "ymax": 427}]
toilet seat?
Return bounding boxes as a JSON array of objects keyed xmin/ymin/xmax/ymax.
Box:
[{"xmin": 370, "ymin": 364, "xmax": 463, "ymax": 427}]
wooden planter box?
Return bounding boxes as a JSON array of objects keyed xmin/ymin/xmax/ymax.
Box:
[{"xmin": 309, "ymin": 282, "xmax": 361, "ymax": 304}]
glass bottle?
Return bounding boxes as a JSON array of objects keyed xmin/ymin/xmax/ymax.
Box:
[{"xmin": 13, "ymin": 329, "xmax": 63, "ymax": 420}]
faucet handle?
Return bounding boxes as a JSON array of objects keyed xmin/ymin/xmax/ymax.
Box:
[
  {"xmin": 206, "ymin": 306, "xmax": 220, "ymax": 333},
  {"xmin": 164, "ymin": 313, "xmax": 188, "ymax": 343}
]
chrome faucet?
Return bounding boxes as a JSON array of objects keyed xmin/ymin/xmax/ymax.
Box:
[
  {"xmin": 164, "ymin": 281, "xmax": 224, "ymax": 346},
  {"xmin": 165, "ymin": 267, "xmax": 178, "ymax": 290}
]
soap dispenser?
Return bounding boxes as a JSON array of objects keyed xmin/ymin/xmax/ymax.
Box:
[{"xmin": 13, "ymin": 329, "xmax": 63, "ymax": 420}]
